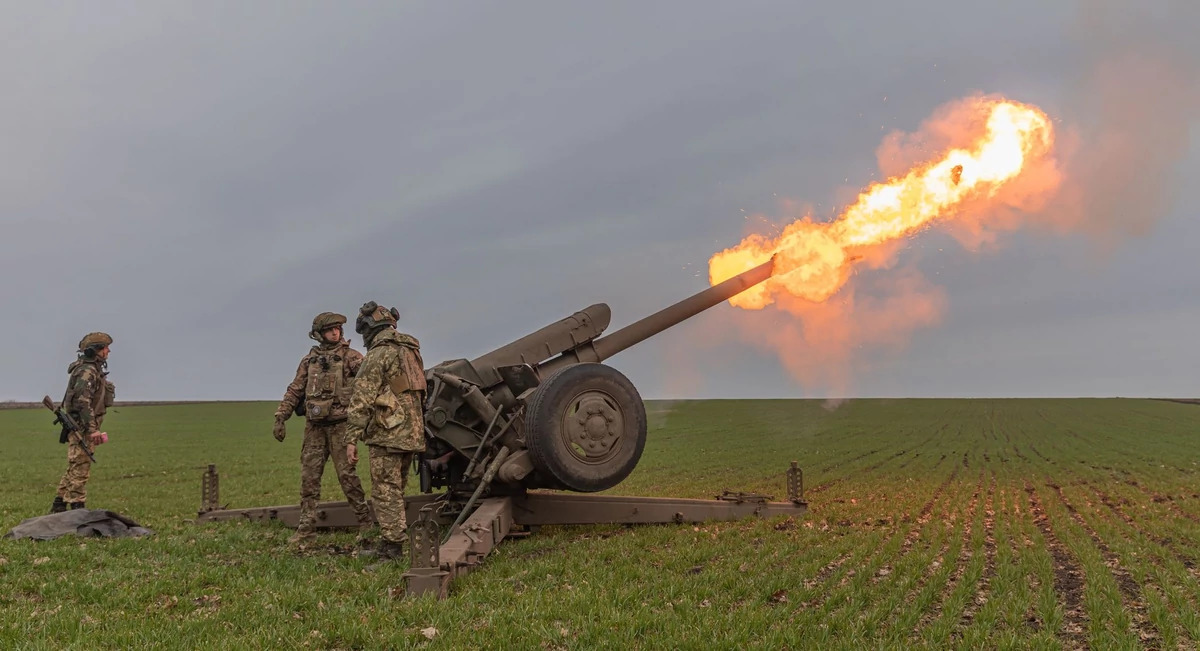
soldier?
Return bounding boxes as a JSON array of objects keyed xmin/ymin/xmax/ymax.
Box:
[
  {"xmin": 51, "ymin": 332, "xmax": 116, "ymax": 513},
  {"xmin": 274, "ymin": 312, "xmax": 373, "ymax": 546},
  {"xmin": 344, "ymin": 301, "xmax": 426, "ymax": 560}
]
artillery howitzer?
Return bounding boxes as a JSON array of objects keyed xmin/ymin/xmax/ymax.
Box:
[{"xmin": 197, "ymin": 256, "xmax": 807, "ymax": 598}]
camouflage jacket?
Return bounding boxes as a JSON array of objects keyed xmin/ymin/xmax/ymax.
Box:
[
  {"xmin": 275, "ymin": 340, "xmax": 364, "ymax": 423},
  {"xmin": 344, "ymin": 329, "xmax": 427, "ymax": 451},
  {"xmin": 62, "ymin": 358, "xmax": 113, "ymax": 434}
]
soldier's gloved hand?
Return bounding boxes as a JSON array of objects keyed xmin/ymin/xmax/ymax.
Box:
[{"xmin": 273, "ymin": 417, "xmax": 287, "ymax": 442}]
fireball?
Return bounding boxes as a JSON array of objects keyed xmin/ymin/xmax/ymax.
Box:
[{"xmin": 709, "ymin": 97, "xmax": 1056, "ymax": 308}]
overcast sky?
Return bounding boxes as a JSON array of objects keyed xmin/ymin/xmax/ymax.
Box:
[{"xmin": 2, "ymin": 1, "xmax": 1198, "ymax": 402}]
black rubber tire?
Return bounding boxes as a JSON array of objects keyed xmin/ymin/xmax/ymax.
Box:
[{"xmin": 525, "ymin": 363, "xmax": 647, "ymax": 493}]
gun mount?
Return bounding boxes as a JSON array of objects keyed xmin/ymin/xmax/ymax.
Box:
[
  {"xmin": 419, "ymin": 256, "xmax": 777, "ymax": 496},
  {"xmin": 197, "ymin": 255, "xmax": 808, "ymax": 598}
]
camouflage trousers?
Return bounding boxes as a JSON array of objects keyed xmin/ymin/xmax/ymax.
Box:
[
  {"xmin": 298, "ymin": 420, "xmax": 371, "ymax": 535},
  {"xmin": 367, "ymin": 446, "xmax": 414, "ymax": 544},
  {"xmin": 56, "ymin": 442, "xmax": 92, "ymax": 503}
]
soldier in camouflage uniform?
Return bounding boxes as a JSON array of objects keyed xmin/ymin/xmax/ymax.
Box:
[
  {"xmin": 344, "ymin": 301, "xmax": 427, "ymax": 560},
  {"xmin": 51, "ymin": 332, "xmax": 116, "ymax": 513},
  {"xmin": 274, "ymin": 312, "xmax": 372, "ymax": 546}
]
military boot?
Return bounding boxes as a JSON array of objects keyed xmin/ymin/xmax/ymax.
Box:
[
  {"xmin": 288, "ymin": 527, "xmax": 316, "ymax": 547},
  {"xmin": 50, "ymin": 497, "xmax": 66, "ymax": 514},
  {"xmin": 69, "ymin": 502, "xmax": 85, "ymax": 510}
]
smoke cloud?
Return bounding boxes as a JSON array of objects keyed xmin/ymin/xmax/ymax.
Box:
[
  {"xmin": 1046, "ymin": 0, "xmax": 1200, "ymax": 247},
  {"xmin": 675, "ymin": 263, "xmax": 947, "ymax": 398},
  {"xmin": 742, "ymin": 266, "xmax": 948, "ymax": 396}
]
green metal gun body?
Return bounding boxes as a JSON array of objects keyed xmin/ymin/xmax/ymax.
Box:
[{"xmin": 41, "ymin": 395, "xmax": 96, "ymax": 464}]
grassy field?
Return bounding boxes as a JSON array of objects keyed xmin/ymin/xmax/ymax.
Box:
[{"xmin": 3, "ymin": 399, "xmax": 1200, "ymax": 650}]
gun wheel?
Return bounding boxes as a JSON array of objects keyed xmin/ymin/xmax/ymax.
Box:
[{"xmin": 526, "ymin": 363, "xmax": 647, "ymax": 492}]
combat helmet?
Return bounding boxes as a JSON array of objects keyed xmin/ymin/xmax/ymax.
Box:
[
  {"xmin": 78, "ymin": 332, "xmax": 113, "ymax": 357},
  {"xmin": 355, "ymin": 301, "xmax": 398, "ymax": 335},
  {"xmin": 309, "ymin": 312, "xmax": 347, "ymax": 342}
]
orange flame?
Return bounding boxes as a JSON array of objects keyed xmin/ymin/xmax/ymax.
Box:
[{"xmin": 709, "ymin": 97, "xmax": 1055, "ymax": 307}]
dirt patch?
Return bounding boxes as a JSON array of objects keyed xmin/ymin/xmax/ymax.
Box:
[
  {"xmin": 885, "ymin": 466, "xmax": 961, "ymax": 585},
  {"xmin": 1047, "ymin": 481, "xmax": 1159, "ymax": 647},
  {"xmin": 1015, "ymin": 491, "xmax": 1044, "ymax": 634},
  {"xmin": 956, "ymin": 474, "xmax": 998, "ymax": 633},
  {"xmin": 1026, "ymin": 482, "xmax": 1088, "ymax": 651},
  {"xmin": 912, "ymin": 472, "xmax": 984, "ymax": 640},
  {"xmin": 1124, "ymin": 480, "xmax": 1200, "ymax": 526},
  {"xmin": 1091, "ymin": 484, "xmax": 1200, "ymax": 581},
  {"xmin": 803, "ymin": 553, "xmax": 852, "ymax": 590},
  {"xmin": 799, "ymin": 493, "xmax": 932, "ymax": 613},
  {"xmin": 876, "ymin": 475, "xmax": 960, "ymax": 638},
  {"xmin": 908, "ymin": 468, "xmax": 959, "ymax": 540}
]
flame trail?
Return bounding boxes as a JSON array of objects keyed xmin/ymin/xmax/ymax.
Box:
[{"xmin": 708, "ymin": 97, "xmax": 1056, "ymax": 308}]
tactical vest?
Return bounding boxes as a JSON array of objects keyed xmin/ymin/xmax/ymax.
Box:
[
  {"xmin": 60, "ymin": 361, "xmax": 111, "ymax": 443},
  {"xmin": 303, "ymin": 345, "xmax": 351, "ymax": 422},
  {"xmin": 63, "ymin": 363, "xmax": 108, "ymax": 417}
]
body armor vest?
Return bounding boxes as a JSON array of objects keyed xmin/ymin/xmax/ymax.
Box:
[
  {"xmin": 303, "ymin": 345, "xmax": 351, "ymax": 422},
  {"xmin": 63, "ymin": 363, "xmax": 108, "ymax": 417},
  {"xmin": 60, "ymin": 361, "xmax": 110, "ymax": 443}
]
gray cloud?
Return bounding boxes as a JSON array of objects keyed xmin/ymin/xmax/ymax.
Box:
[{"xmin": 1, "ymin": 1, "xmax": 1197, "ymax": 402}]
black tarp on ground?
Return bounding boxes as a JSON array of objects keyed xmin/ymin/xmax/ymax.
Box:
[{"xmin": 4, "ymin": 509, "xmax": 154, "ymax": 540}]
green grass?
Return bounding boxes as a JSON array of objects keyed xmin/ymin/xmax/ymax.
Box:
[{"xmin": 3, "ymin": 398, "xmax": 1200, "ymax": 649}]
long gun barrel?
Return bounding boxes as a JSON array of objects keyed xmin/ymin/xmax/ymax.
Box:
[
  {"xmin": 592, "ymin": 256, "xmax": 775, "ymax": 361},
  {"xmin": 536, "ymin": 255, "xmax": 776, "ymax": 377}
]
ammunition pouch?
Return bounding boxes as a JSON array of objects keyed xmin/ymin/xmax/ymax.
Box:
[
  {"xmin": 104, "ymin": 381, "xmax": 115, "ymax": 408},
  {"xmin": 294, "ymin": 397, "xmax": 306, "ymax": 419},
  {"xmin": 373, "ymin": 389, "xmax": 409, "ymax": 430},
  {"xmin": 305, "ymin": 396, "xmax": 342, "ymax": 423}
]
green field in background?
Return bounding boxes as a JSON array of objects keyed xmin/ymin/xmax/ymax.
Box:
[{"xmin": 3, "ymin": 399, "xmax": 1200, "ymax": 650}]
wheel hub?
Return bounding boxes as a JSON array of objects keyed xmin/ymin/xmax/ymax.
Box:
[{"xmin": 563, "ymin": 391, "xmax": 624, "ymax": 463}]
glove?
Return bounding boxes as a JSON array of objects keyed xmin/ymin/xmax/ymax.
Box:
[{"xmin": 273, "ymin": 417, "xmax": 287, "ymax": 442}]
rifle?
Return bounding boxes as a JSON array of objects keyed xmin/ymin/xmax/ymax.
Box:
[{"xmin": 42, "ymin": 395, "xmax": 97, "ymax": 464}]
